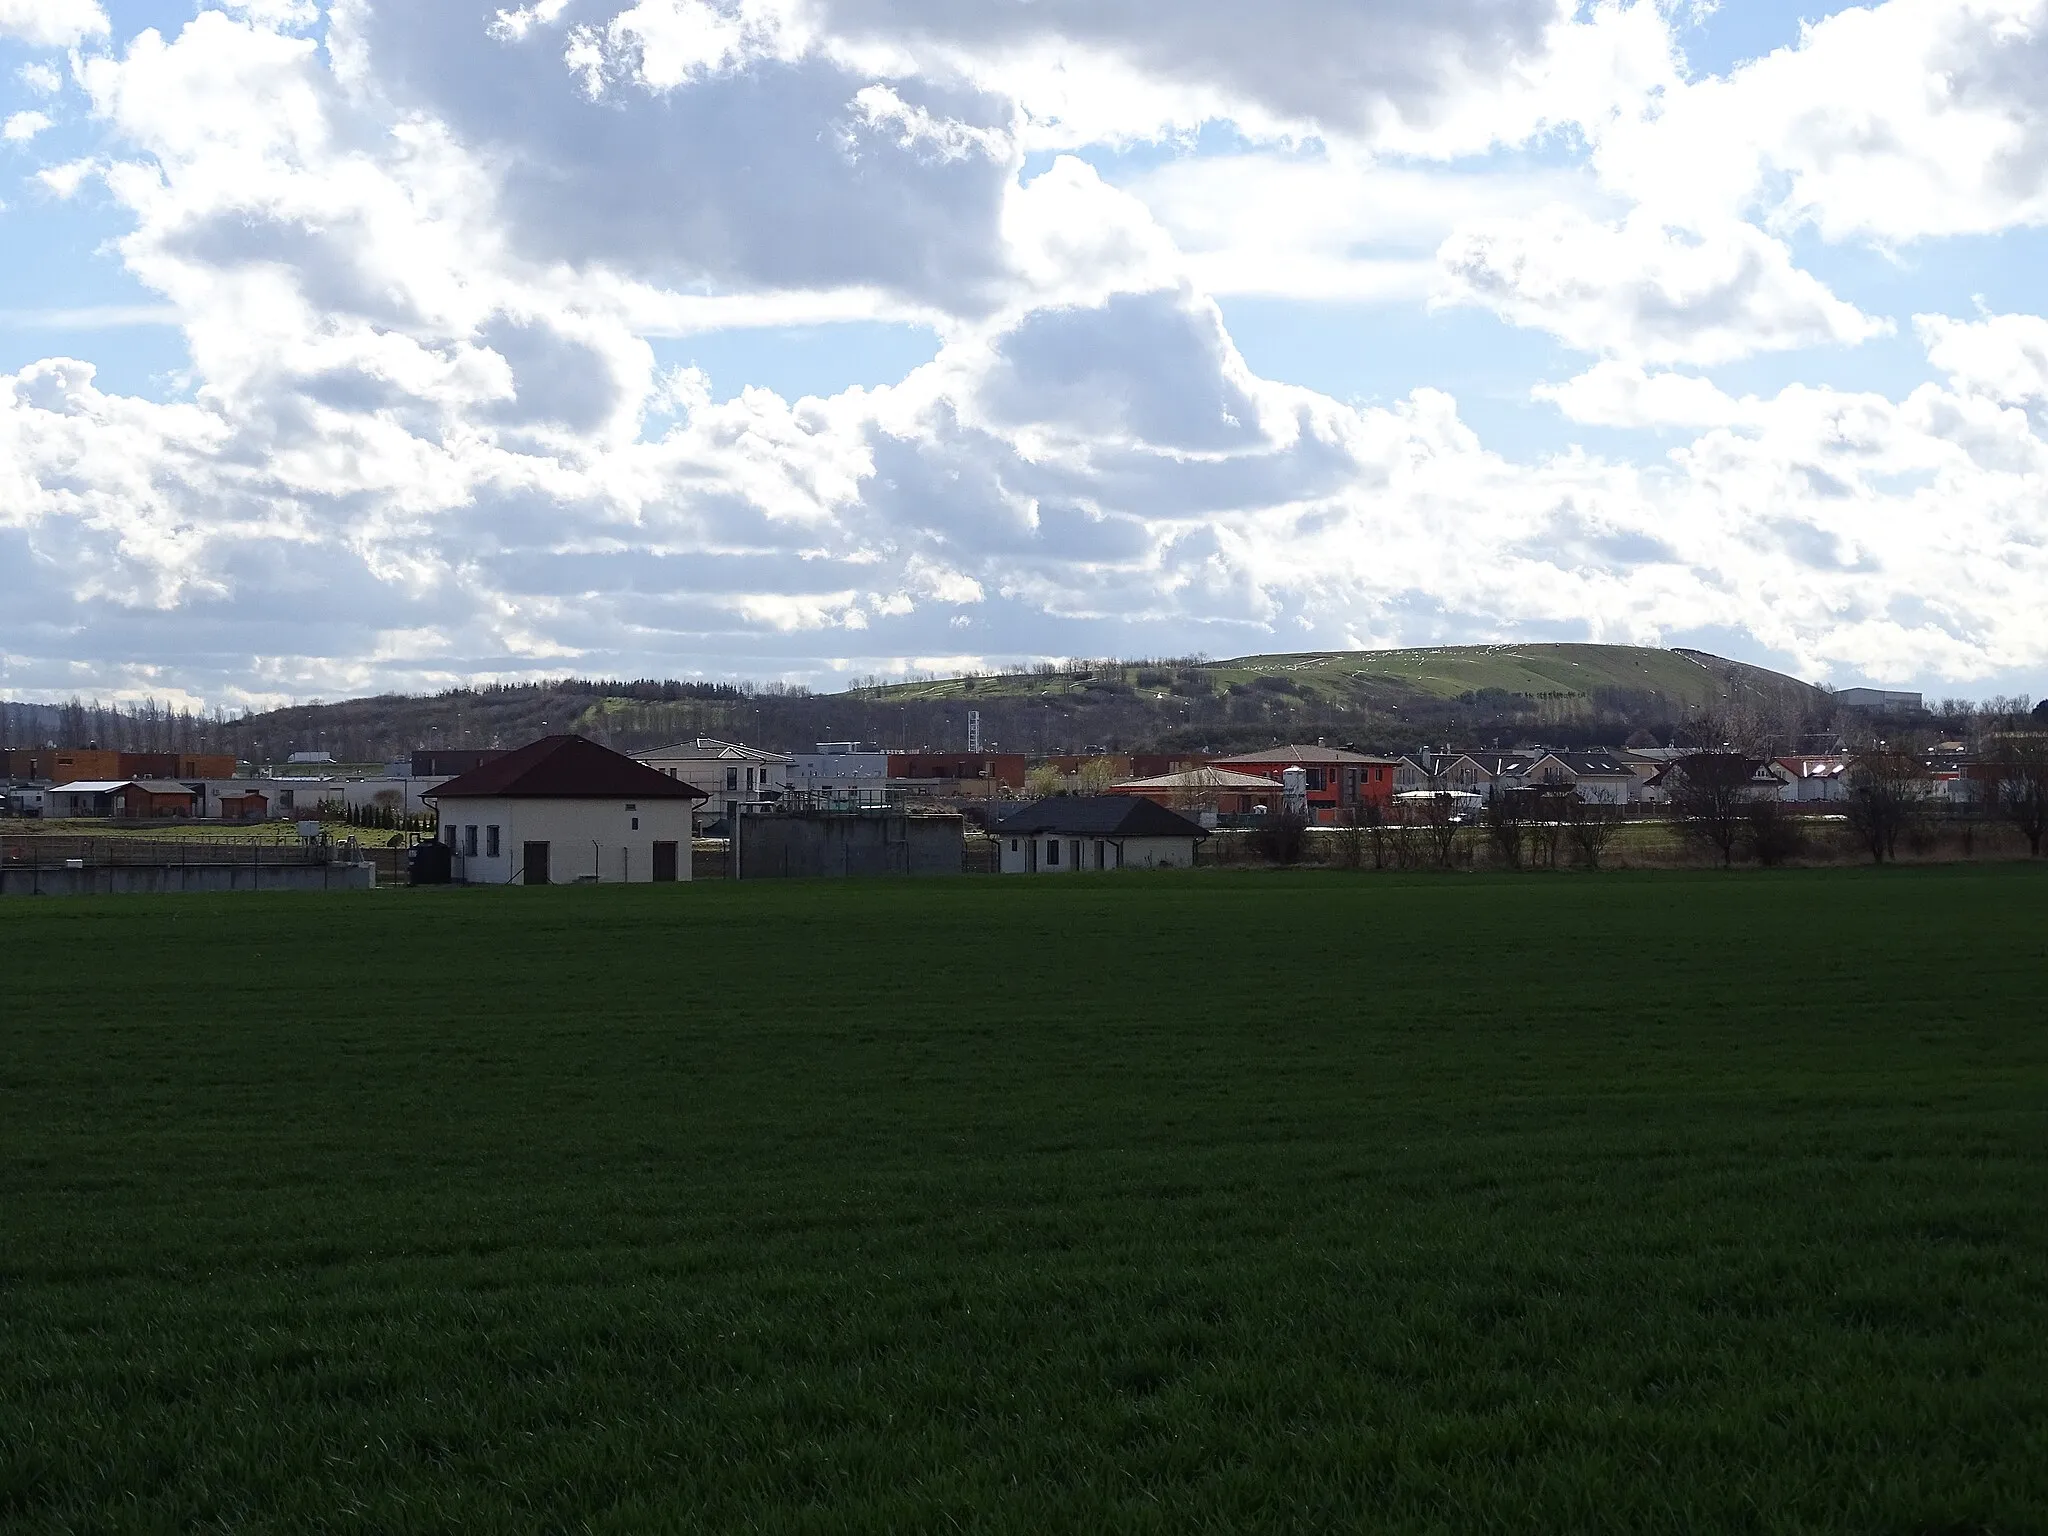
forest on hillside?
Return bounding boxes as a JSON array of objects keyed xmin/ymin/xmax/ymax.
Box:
[{"xmin": 4, "ymin": 659, "xmax": 2035, "ymax": 767}]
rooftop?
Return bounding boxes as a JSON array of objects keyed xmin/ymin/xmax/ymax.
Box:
[
  {"xmin": 994, "ymin": 796, "xmax": 1210, "ymax": 839},
  {"xmin": 430, "ymin": 736, "xmax": 709, "ymax": 801}
]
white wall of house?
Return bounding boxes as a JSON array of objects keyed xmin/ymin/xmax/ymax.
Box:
[
  {"xmin": 996, "ymin": 833, "xmax": 1196, "ymax": 873},
  {"xmin": 436, "ymin": 796, "xmax": 698, "ymax": 884}
]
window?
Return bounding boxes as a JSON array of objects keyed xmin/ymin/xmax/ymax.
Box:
[
  {"xmin": 1045, "ymin": 839, "xmax": 1060, "ymax": 866},
  {"xmin": 486, "ymin": 825, "xmax": 500, "ymax": 858},
  {"xmin": 464, "ymin": 825, "xmax": 478, "ymax": 856},
  {"xmin": 631, "ymin": 817, "xmax": 640, "ymax": 830},
  {"xmin": 444, "ymin": 824, "xmax": 457, "ymax": 848},
  {"xmin": 726, "ymin": 767, "xmax": 739, "ymax": 791},
  {"xmin": 1010, "ymin": 838, "xmax": 1019, "ymax": 852}
]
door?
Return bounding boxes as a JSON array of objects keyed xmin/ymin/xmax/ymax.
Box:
[
  {"xmin": 651, "ymin": 841, "xmax": 679, "ymax": 883},
  {"xmin": 523, "ymin": 841, "xmax": 551, "ymax": 886}
]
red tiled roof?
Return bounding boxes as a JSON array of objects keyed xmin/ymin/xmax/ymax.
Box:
[{"xmin": 426, "ymin": 735, "xmax": 708, "ymax": 800}]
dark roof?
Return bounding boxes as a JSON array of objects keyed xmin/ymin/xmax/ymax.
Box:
[
  {"xmin": 426, "ymin": 735, "xmax": 708, "ymax": 801},
  {"xmin": 994, "ymin": 796, "xmax": 1209, "ymax": 839},
  {"xmin": 1533, "ymin": 751, "xmax": 1631, "ymax": 776}
]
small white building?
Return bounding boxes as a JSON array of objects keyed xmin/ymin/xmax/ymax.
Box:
[
  {"xmin": 632, "ymin": 738, "xmax": 790, "ymax": 830},
  {"xmin": 427, "ymin": 735, "xmax": 709, "ymax": 885},
  {"xmin": 994, "ymin": 796, "xmax": 1207, "ymax": 874}
]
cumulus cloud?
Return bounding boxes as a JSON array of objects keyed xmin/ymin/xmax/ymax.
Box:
[
  {"xmin": 1919, "ymin": 311, "xmax": 2048, "ymax": 405},
  {"xmin": 1601, "ymin": 0, "xmax": 2048, "ymax": 241},
  {"xmin": 0, "ymin": 0, "xmax": 105, "ymax": 47},
  {"xmin": 3, "ymin": 109, "xmax": 52, "ymax": 141},
  {"xmin": 1435, "ymin": 208, "xmax": 1890, "ymax": 365},
  {"xmin": 4, "ymin": 0, "xmax": 2048, "ymax": 705}
]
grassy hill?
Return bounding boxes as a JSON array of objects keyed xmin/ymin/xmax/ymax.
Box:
[
  {"xmin": 5, "ymin": 645, "xmax": 1829, "ymax": 762},
  {"xmin": 873, "ymin": 643, "xmax": 1813, "ymax": 713}
]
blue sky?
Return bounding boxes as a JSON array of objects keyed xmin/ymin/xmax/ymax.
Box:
[{"xmin": 3, "ymin": 0, "xmax": 2047, "ymax": 709}]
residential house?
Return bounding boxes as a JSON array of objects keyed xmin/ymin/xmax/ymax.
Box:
[
  {"xmin": 427, "ymin": 735, "xmax": 708, "ymax": 885},
  {"xmin": 633, "ymin": 738, "xmax": 791, "ymax": 831},
  {"xmin": 1208, "ymin": 745, "xmax": 1402, "ymax": 822},
  {"xmin": 1427, "ymin": 752, "xmax": 1535, "ymax": 803},
  {"xmin": 994, "ymin": 796, "xmax": 1208, "ymax": 873},
  {"xmin": 1522, "ymin": 751, "xmax": 1638, "ymax": 804},
  {"xmin": 1775, "ymin": 756, "xmax": 1850, "ymax": 802}
]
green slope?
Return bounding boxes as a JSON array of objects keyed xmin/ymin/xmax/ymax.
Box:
[{"xmin": 871, "ymin": 643, "xmax": 1817, "ymax": 711}]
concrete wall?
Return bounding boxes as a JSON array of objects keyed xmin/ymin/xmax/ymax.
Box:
[
  {"xmin": 740, "ymin": 813, "xmax": 963, "ymax": 879},
  {"xmin": 439, "ymin": 796, "xmax": 698, "ymax": 884},
  {"xmin": 2, "ymin": 862, "xmax": 375, "ymax": 897}
]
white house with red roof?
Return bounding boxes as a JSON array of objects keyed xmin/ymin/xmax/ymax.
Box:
[{"xmin": 425, "ymin": 735, "xmax": 709, "ymax": 885}]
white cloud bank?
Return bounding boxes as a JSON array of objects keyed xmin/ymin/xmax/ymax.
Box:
[
  {"xmin": 0, "ymin": 0, "xmax": 105, "ymax": 47},
  {"xmin": 1, "ymin": 0, "xmax": 2046, "ymax": 704}
]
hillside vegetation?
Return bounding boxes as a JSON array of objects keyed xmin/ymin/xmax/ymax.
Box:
[{"xmin": 4, "ymin": 644, "xmax": 1831, "ymax": 762}]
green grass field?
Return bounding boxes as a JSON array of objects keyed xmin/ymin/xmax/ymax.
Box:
[{"xmin": 5, "ymin": 868, "xmax": 2046, "ymax": 1532}]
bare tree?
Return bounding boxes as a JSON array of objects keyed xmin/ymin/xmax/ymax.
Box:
[
  {"xmin": 1526, "ymin": 786, "xmax": 1570, "ymax": 869},
  {"xmin": 1993, "ymin": 737, "xmax": 2048, "ymax": 857},
  {"xmin": 1483, "ymin": 789, "xmax": 1525, "ymax": 870},
  {"xmin": 1075, "ymin": 756, "xmax": 1122, "ymax": 796},
  {"xmin": 1565, "ymin": 795, "xmax": 1624, "ymax": 870},
  {"xmin": 1667, "ymin": 752, "xmax": 1760, "ymax": 867},
  {"xmin": 1415, "ymin": 768, "xmax": 1465, "ymax": 869},
  {"xmin": 1843, "ymin": 750, "xmax": 1935, "ymax": 864}
]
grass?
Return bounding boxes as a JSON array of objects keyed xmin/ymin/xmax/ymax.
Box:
[
  {"xmin": 3, "ymin": 866, "xmax": 2046, "ymax": 1532},
  {"xmin": 865, "ymin": 642, "xmax": 1782, "ymax": 709}
]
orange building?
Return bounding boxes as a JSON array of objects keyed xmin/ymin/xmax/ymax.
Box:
[{"xmin": 0, "ymin": 748, "xmax": 236, "ymax": 784}]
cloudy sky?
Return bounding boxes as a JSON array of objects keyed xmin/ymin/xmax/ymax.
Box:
[{"xmin": 3, "ymin": 0, "xmax": 2046, "ymax": 708}]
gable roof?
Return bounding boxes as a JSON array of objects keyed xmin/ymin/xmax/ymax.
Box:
[
  {"xmin": 994, "ymin": 796, "xmax": 1209, "ymax": 839},
  {"xmin": 1211, "ymin": 744, "xmax": 1397, "ymax": 766},
  {"xmin": 637, "ymin": 738, "xmax": 791, "ymax": 764},
  {"xmin": 1435, "ymin": 752, "xmax": 1534, "ymax": 776},
  {"xmin": 427, "ymin": 735, "xmax": 709, "ymax": 801},
  {"xmin": 1527, "ymin": 751, "xmax": 1632, "ymax": 777}
]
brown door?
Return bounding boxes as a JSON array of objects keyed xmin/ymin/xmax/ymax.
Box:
[
  {"xmin": 651, "ymin": 841, "xmax": 679, "ymax": 882},
  {"xmin": 523, "ymin": 842, "xmax": 550, "ymax": 885}
]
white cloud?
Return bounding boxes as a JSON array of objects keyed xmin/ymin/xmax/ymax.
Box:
[
  {"xmin": 3, "ymin": 0, "xmax": 2048, "ymax": 704},
  {"xmin": 1601, "ymin": 0, "xmax": 2048, "ymax": 241},
  {"xmin": 3, "ymin": 109, "xmax": 51, "ymax": 142},
  {"xmin": 17, "ymin": 62, "xmax": 64, "ymax": 94},
  {"xmin": 0, "ymin": 0, "xmax": 105, "ymax": 47},
  {"xmin": 1534, "ymin": 361, "xmax": 1755, "ymax": 430},
  {"xmin": 1919, "ymin": 311, "xmax": 2048, "ymax": 405},
  {"xmin": 1435, "ymin": 207, "xmax": 1890, "ymax": 365}
]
